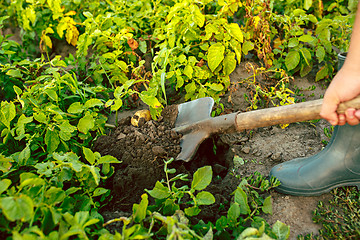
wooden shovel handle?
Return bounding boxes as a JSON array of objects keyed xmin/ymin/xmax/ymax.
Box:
[{"xmin": 235, "ymin": 95, "xmax": 360, "ymax": 131}]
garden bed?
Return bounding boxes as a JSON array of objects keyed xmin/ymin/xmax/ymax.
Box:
[{"xmin": 96, "ymin": 62, "xmax": 334, "ymax": 239}]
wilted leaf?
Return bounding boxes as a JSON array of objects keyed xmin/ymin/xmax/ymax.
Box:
[{"xmin": 127, "ymin": 38, "xmax": 139, "ymax": 50}]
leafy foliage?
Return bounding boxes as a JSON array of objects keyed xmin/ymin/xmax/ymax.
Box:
[
  {"xmin": 299, "ymin": 186, "xmax": 360, "ymax": 240},
  {"xmin": 0, "ymin": 0, "xmax": 357, "ymax": 238}
]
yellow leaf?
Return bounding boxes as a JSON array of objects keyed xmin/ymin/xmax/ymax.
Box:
[
  {"xmin": 44, "ymin": 35, "xmax": 52, "ymax": 48},
  {"xmin": 253, "ymin": 16, "xmax": 261, "ymax": 29},
  {"xmin": 41, "ymin": 30, "xmax": 53, "ymax": 49},
  {"xmin": 65, "ymin": 11, "xmax": 76, "ymax": 16},
  {"xmin": 56, "ymin": 21, "xmax": 67, "ymax": 38},
  {"xmin": 45, "ymin": 27, "xmax": 54, "ymax": 34},
  {"xmin": 26, "ymin": 7, "xmax": 36, "ymax": 24},
  {"xmin": 65, "ymin": 25, "xmax": 79, "ymax": 46},
  {"xmin": 273, "ymin": 37, "xmax": 282, "ymax": 49}
]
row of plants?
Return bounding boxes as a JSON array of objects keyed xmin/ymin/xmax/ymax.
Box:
[
  {"xmin": 0, "ymin": 0, "xmax": 358, "ymax": 239},
  {"xmin": 2, "ymin": 0, "xmax": 357, "ymax": 113}
]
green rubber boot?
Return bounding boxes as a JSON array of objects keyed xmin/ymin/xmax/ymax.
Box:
[{"xmin": 269, "ymin": 124, "xmax": 360, "ymax": 196}]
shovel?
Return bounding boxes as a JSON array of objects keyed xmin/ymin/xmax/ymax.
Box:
[{"xmin": 173, "ymin": 95, "xmax": 360, "ymax": 162}]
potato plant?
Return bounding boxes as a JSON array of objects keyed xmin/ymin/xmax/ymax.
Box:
[{"xmin": 0, "ymin": 0, "xmax": 357, "ymax": 239}]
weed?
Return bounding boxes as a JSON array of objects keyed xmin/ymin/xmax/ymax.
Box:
[{"xmin": 299, "ymin": 187, "xmax": 360, "ymax": 239}]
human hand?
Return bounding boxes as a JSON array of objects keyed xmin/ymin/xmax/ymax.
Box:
[{"xmin": 320, "ymin": 66, "xmax": 360, "ymax": 126}]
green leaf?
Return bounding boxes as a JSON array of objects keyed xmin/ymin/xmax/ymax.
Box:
[
  {"xmin": 59, "ymin": 121, "xmax": 77, "ymax": 133},
  {"xmin": 0, "ymin": 179, "xmax": 11, "ymax": 195},
  {"xmin": 33, "ymin": 112, "xmax": 48, "ymax": 124},
  {"xmin": 0, "ymin": 101, "xmax": 16, "ymax": 129},
  {"xmin": 288, "ymin": 38, "xmax": 299, "ymax": 48},
  {"xmin": 116, "ymin": 60, "xmax": 128, "ymax": 72},
  {"xmin": 272, "ymin": 220, "xmax": 290, "ymax": 240},
  {"xmin": 139, "ymin": 92, "xmax": 162, "ymax": 109},
  {"xmin": 92, "ymin": 188, "xmax": 109, "ymax": 197},
  {"xmin": 160, "ymin": 71, "xmax": 167, "ymax": 102},
  {"xmin": 98, "ymin": 155, "xmax": 121, "ymax": 164},
  {"xmin": 207, "ymin": 43, "xmax": 225, "ymax": 72},
  {"xmin": 216, "ymin": 216, "xmax": 228, "ymax": 230},
  {"xmin": 239, "ymin": 227, "xmax": 260, "ymax": 239},
  {"xmin": 315, "ymin": 66, "xmax": 329, "ymax": 81},
  {"xmin": 299, "ymin": 48, "xmax": 312, "ymax": 66},
  {"xmin": 227, "ymin": 203, "xmax": 240, "ymax": 221},
  {"xmin": 19, "ymin": 145, "xmax": 31, "ymax": 163},
  {"xmin": 262, "ymin": 196, "xmax": 272, "ymax": 214},
  {"xmin": 300, "ymin": 61, "xmax": 313, "ymax": 77},
  {"xmin": 111, "ymin": 98, "xmax": 123, "ymax": 111},
  {"xmin": 83, "ymin": 11, "xmax": 93, "ymax": 18},
  {"xmin": 44, "ymin": 89, "xmax": 58, "ymax": 102},
  {"xmin": 0, "ymin": 195, "xmax": 34, "ymax": 222},
  {"xmin": 176, "ymin": 75, "xmax": 184, "ymax": 90},
  {"xmin": 84, "ymin": 99, "xmax": 103, "ymax": 109},
  {"xmin": 13, "ymin": 85, "xmax": 22, "ymax": 96},
  {"xmin": 196, "ymin": 191, "xmax": 215, "ymax": 205},
  {"xmin": 146, "ymin": 181, "xmax": 170, "ymax": 199},
  {"xmin": 316, "ymin": 46, "xmax": 326, "ymax": 62},
  {"xmin": 6, "ymin": 69, "xmax": 23, "ymax": 78},
  {"xmin": 45, "ymin": 128, "xmax": 60, "ymax": 153},
  {"xmin": 68, "ymin": 102, "xmax": 84, "ymax": 114},
  {"xmin": 242, "ymin": 41, "xmax": 254, "ymax": 55},
  {"xmin": 45, "ymin": 187, "xmax": 66, "ymax": 205},
  {"xmin": 191, "ymin": 5, "xmax": 205, "ymax": 27},
  {"xmin": 83, "ymin": 147, "xmax": 95, "ymax": 165},
  {"xmin": 285, "ymin": 51, "xmax": 300, "ymax": 71},
  {"xmin": 185, "ymin": 206, "xmax": 201, "ymax": 216},
  {"xmin": 207, "ymin": 83, "xmax": 224, "ymax": 92},
  {"xmin": 133, "ymin": 194, "xmax": 148, "ymax": 223},
  {"xmin": 304, "ymin": 0, "xmax": 313, "ymax": 10},
  {"xmin": 35, "ymin": 162, "xmax": 54, "ymax": 177},
  {"xmin": 88, "ymin": 165, "xmax": 100, "ymax": 185},
  {"xmin": 234, "ymin": 188, "xmax": 251, "ymax": 214},
  {"xmin": 191, "ymin": 166, "xmax": 212, "ymax": 191},
  {"xmin": 163, "ymin": 198, "xmax": 180, "ymax": 215},
  {"xmin": 139, "ymin": 40, "xmax": 147, "ymax": 53},
  {"xmin": 77, "ymin": 113, "xmax": 95, "ymax": 134},
  {"xmin": 299, "ymin": 34, "xmax": 315, "ymax": 43},
  {"xmin": 184, "ymin": 65, "xmax": 193, "ymax": 79}
]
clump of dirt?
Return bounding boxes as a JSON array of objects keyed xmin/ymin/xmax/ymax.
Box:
[{"xmin": 93, "ymin": 105, "xmax": 183, "ymax": 206}]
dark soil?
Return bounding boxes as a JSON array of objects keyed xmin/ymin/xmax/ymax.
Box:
[
  {"xmin": 95, "ymin": 62, "xmax": 334, "ymax": 239},
  {"xmin": 94, "ymin": 106, "xmax": 237, "ymax": 232},
  {"xmin": 93, "ymin": 105, "xmax": 182, "ymax": 206}
]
